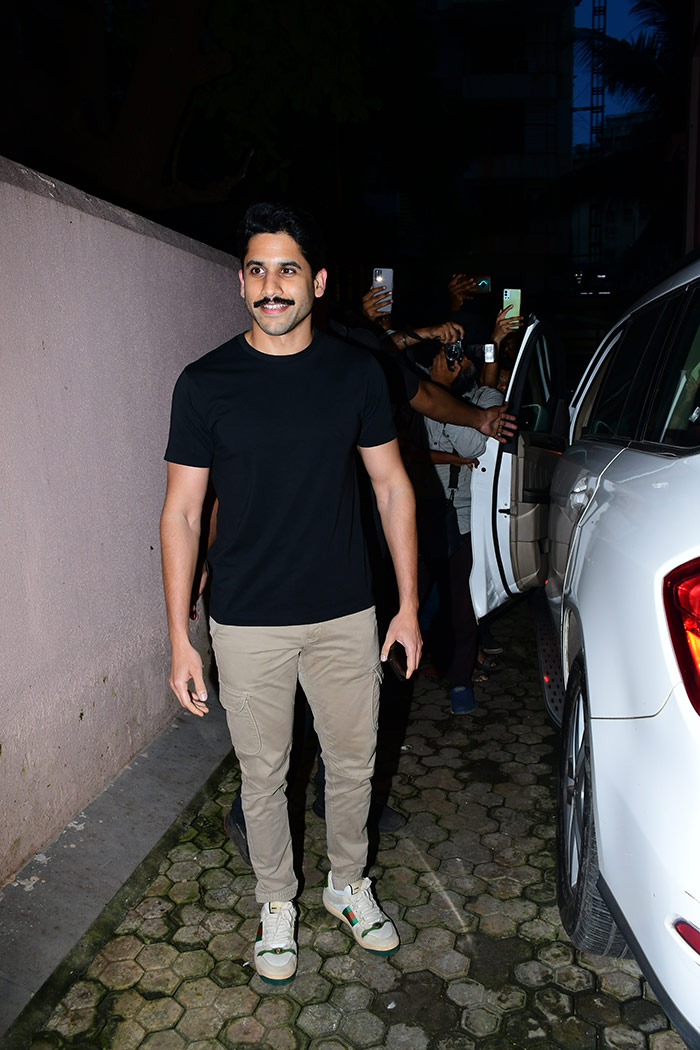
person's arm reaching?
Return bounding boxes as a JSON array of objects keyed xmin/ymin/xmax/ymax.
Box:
[
  {"xmin": 357, "ymin": 439, "xmax": 422, "ymax": 678},
  {"xmin": 410, "ymin": 377, "xmax": 517, "ymax": 441},
  {"xmin": 160, "ymin": 462, "xmax": 211, "ymax": 716}
]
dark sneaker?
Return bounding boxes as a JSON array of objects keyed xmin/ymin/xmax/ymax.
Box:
[
  {"xmin": 223, "ymin": 807, "xmax": 251, "ymax": 866},
  {"xmin": 450, "ymin": 685, "xmax": 477, "ymax": 714},
  {"xmin": 323, "ymin": 872, "xmax": 399, "ymax": 955},
  {"xmin": 254, "ymin": 901, "xmax": 297, "ymax": 984}
]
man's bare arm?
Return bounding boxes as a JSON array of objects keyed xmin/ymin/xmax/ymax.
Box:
[
  {"xmin": 411, "ymin": 378, "xmax": 516, "ymax": 441},
  {"xmin": 358, "ymin": 439, "xmax": 422, "ymax": 678},
  {"xmin": 160, "ymin": 462, "xmax": 211, "ymax": 716}
]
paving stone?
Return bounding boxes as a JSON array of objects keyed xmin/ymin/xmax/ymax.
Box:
[
  {"xmin": 603, "ymin": 1024, "xmax": 648, "ymax": 1049},
  {"xmin": 137, "ymin": 968, "xmax": 180, "ymax": 996},
  {"xmin": 176, "ymin": 1005, "xmax": 223, "ymax": 1040},
  {"xmin": 649, "ymin": 1033, "xmax": 691, "ymax": 1049},
  {"xmin": 141, "ymin": 1031, "xmax": 187, "ymax": 1050},
  {"xmin": 549, "ymin": 1014, "xmax": 597, "ymax": 1050},
  {"xmin": 214, "ymin": 984, "xmax": 259, "ymax": 1017},
  {"xmin": 96, "ymin": 959, "xmax": 144, "ymax": 989},
  {"xmin": 340, "ymin": 1009, "xmax": 387, "ymax": 1046},
  {"xmin": 446, "ymin": 980, "xmax": 485, "ymax": 1008},
  {"xmin": 622, "ymin": 998, "xmax": 669, "ymax": 1032},
  {"xmin": 600, "ymin": 968, "xmax": 643, "ymax": 1001},
  {"xmin": 136, "ymin": 996, "xmax": 183, "ymax": 1030},
  {"xmin": 329, "ymin": 983, "xmax": 373, "ymax": 1012},
  {"xmin": 384, "ymin": 1022, "xmax": 430, "ymax": 1050},
  {"xmin": 108, "ymin": 1018, "xmax": 147, "ymax": 1050},
  {"xmin": 175, "ymin": 976, "xmax": 219, "ymax": 1007},
  {"xmin": 298, "ymin": 1002, "xmax": 343, "ymax": 1037},
  {"xmin": 255, "ymin": 997, "xmax": 297, "ymax": 1025},
  {"xmin": 172, "ymin": 949, "xmax": 214, "ymax": 978},
  {"xmin": 461, "ymin": 1006, "xmax": 500, "ymax": 1037},
  {"xmin": 534, "ymin": 986, "xmax": 573, "ymax": 1023},
  {"xmin": 577, "ymin": 992, "xmax": 623, "ymax": 1026}
]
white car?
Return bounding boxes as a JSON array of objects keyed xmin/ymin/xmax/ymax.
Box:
[{"xmin": 470, "ymin": 263, "xmax": 700, "ymax": 1047}]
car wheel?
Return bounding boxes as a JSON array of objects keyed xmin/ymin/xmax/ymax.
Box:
[{"xmin": 556, "ymin": 657, "xmax": 629, "ymax": 956}]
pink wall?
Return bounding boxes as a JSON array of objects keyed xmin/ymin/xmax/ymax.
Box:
[{"xmin": 0, "ymin": 157, "xmax": 249, "ymax": 883}]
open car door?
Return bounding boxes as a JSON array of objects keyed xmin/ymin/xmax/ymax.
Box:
[{"xmin": 470, "ymin": 317, "xmax": 569, "ymax": 619}]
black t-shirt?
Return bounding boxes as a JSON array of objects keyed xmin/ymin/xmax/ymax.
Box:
[{"xmin": 165, "ymin": 330, "xmax": 396, "ymax": 626}]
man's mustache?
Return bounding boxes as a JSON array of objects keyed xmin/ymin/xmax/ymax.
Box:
[{"xmin": 253, "ymin": 296, "xmax": 295, "ymax": 308}]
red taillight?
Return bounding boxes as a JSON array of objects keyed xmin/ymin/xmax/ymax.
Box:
[
  {"xmin": 675, "ymin": 920, "xmax": 700, "ymax": 955},
  {"xmin": 664, "ymin": 558, "xmax": 700, "ymax": 714}
]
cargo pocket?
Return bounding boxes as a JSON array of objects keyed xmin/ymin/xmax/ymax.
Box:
[
  {"xmin": 371, "ymin": 664, "xmax": 383, "ymax": 732},
  {"xmin": 219, "ymin": 688, "xmax": 262, "ymax": 757}
]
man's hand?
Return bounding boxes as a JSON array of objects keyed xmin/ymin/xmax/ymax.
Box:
[
  {"xmin": 380, "ymin": 608, "xmax": 423, "ymax": 679},
  {"xmin": 421, "ymin": 321, "xmax": 464, "ymax": 345},
  {"xmin": 169, "ymin": 641, "xmax": 209, "ymax": 717},
  {"xmin": 477, "ymin": 403, "xmax": 518, "ymax": 442},
  {"xmin": 362, "ymin": 285, "xmax": 392, "ymax": 328},
  {"xmin": 492, "ymin": 305, "xmax": 522, "ymax": 345},
  {"xmin": 429, "ymin": 349, "xmax": 459, "ymax": 387},
  {"xmin": 448, "ymin": 273, "xmax": 477, "ymax": 310}
]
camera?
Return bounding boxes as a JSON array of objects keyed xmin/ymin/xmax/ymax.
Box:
[{"xmin": 443, "ymin": 340, "xmax": 463, "ymax": 370}]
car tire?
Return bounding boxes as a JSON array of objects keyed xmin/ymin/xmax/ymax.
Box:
[{"xmin": 556, "ymin": 656, "xmax": 629, "ymax": 956}]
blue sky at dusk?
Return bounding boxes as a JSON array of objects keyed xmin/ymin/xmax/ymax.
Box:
[{"xmin": 573, "ymin": 0, "xmax": 639, "ymax": 145}]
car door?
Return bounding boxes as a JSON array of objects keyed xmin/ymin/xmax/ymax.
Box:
[
  {"xmin": 470, "ymin": 317, "xmax": 568, "ymax": 618},
  {"xmin": 547, "ymin": 293, "xmax": 685, "ymax": 624}
]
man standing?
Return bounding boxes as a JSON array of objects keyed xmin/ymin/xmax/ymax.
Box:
[{"xmin": 160, "ymin": 202, "xmax": 422, "ymax": 984}]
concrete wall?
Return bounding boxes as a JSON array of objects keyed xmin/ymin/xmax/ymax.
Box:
[{"xmin": 0, "ymin": 157, "xmax": 248, "ymax": 883}]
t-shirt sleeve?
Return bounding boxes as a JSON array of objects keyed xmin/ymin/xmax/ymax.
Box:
[
  {"xmin": 164, "ymin": 367, "xmax": 214, "ymax": 467},
  {"xmin": 357, "ymin": 356, "xmax": 397, "ymax": 448}
]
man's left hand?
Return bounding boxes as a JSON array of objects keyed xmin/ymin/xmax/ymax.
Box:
[{"xmin": 380, "ymin": 608, "xmax": 422, "ymax": 679}]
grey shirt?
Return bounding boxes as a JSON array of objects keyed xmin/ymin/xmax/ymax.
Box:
[{"xmin": 423, "ymin": 385, "xmax": 504, "ymax": 534}]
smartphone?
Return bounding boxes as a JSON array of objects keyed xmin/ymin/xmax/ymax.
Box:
[
  {"xmin": 475, "ymin": 276, "xmax": 492, "ymax": 294},
  {"xmin": 484, "ymin": 342, "xmax": 496, "ymax": 363},
  {"xmin": 372, "ymin": 268, "xmax": 393, "ymax": 315},
  {"xmin": 503, "ymin": 288, "xmax": 521, "ymax": 322},
  {"xmin": 387, "ymin": 640, "xmax": 407, "ymax": 680}
]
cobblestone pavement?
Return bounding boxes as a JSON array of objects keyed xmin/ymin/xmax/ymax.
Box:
[{"xmin": 4, "ymin": 599, "xmax": 688, "ymax": 1050}]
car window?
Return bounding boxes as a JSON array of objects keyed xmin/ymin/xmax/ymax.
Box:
[
  {"xmin": 583, "ymin": 300, "xmax": 670, "ymax": 440},
  {"xmin": 643, "ymin": 289, "xmax": 700, "ymax": 449},
  {"xmin": 516, "ymin": 331, "xmax": 556, "ymax": 432}
]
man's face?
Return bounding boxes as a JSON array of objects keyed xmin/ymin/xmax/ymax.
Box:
[{"xmin": 239, "ymin": 232, "xmax": 326, "ymax": 337}]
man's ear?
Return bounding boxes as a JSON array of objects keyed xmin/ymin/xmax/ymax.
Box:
[
  {"xmin": 314, "ymin": 268, "xmax": 328, "ymax": 298},
  {"xmin": 238, "ymin": 269, "xmax": 245, "ymax": 298}
]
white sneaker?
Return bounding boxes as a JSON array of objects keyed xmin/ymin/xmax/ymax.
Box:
[
  {"xmin": 323, "ymin": 872, "xmax": 399, "ymax": 955},
  {"xmin": 254, "ymin": 901, "xmax": 297, "ymax": 983}
]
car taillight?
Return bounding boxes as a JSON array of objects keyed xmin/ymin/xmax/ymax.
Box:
[
  {"xmin": 664, "ymin": 558, "xmax": 700, "ymax": 714},
  {"xmin": 675, "ymin": 920, "xmax": 700, "ymax": 955}
]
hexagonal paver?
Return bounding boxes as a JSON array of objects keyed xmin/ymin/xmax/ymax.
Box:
[
  {"xmin": 222, "ymin": 1016, "xmax": 265, "ymax": 1045},
  {"xmin": 297, "ymin": 1002, "xmax": 342, "ymax": 1037},
  {"xmin": 341, "ymin": 1009, "xmax": 387, "ymax": 1046},
  {"xmin": 136, "ymin": 997, "xmax": 183, "ymax": 1031},
  {"xmin": 175, "ymin": 976, "xmax": 219, "ymax": 1008},
  {"xmin": 172, "ymin": 950, "xmax": 214, "ymax": 978},
  {"xmin": 461, "ymin": 1006, "xmax": 500, "ymax": 1038},
  {"xmin": 176, "ymin": 1006, "xmax": 223, "ymax": 1041}
]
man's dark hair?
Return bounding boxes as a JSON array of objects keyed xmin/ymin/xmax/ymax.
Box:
[{"xmin": 238, "ymin": 202, "xmax": 326, "ymax": 276}]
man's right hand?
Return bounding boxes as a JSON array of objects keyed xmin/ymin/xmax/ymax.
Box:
[{"xmin": 169, "ymin": 641, "xmax": 209, "ymax": 717}]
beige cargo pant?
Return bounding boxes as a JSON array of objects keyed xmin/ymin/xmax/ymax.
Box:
[{"xmin": 210, "ymin": 606, "xmax": 381, "ymax": 903}]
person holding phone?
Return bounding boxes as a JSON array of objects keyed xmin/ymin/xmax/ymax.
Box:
[{"xmin": 161, "ymin": 202, "xmax": 421, "ymax": 985}]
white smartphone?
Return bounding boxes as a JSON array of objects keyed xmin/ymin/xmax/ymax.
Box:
[
  {"xmin": 372, "ymin": 268, "xmax": 393, "ymax": 314},
  {"xmin": 503, "ymin": 288, "xmax": 521, "ymax": 322},
  {"xmin": 484, "ymin": 342, "xmax": 496, "ymax": 363}
]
